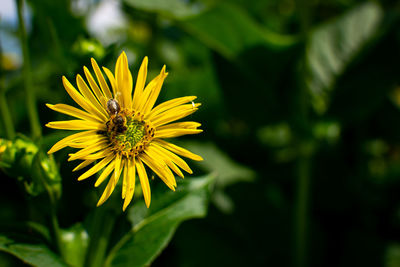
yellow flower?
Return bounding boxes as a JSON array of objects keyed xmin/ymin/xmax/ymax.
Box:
[{"xmin": 46, "ymin": 52, "xmax": 203, "ymax": 211}]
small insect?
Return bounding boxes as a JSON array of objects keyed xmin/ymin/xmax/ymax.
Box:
[
  {"xmin": 191, "ymin": 101, "xmax": 195, "ymax": 109},
  {"xmin": 107, "ymin": 98, "xmax": 120, "ymax": 115},
  {"xmin": 106, "ymin": 98, "xmax": 127, "ymax": 134}
]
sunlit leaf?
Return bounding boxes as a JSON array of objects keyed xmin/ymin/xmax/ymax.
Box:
[
  {"xmin": 60, "ymin": 224, "xmax": 89, "ymax": 267},
  {"xmin": 184, "ymin": 142, "xmax": 255, "ymax": 188},
  {"xmin": 0, "ymin": 235, "xmax": 67, "ymax": 267},
  {"xmin": 304, "ymin": 2, "xmax": 383, "ymax": 114},
  {"xmin": 0, "ymin": 136, "xmax": 62, "ymax": 197},
  {"xmin": 105, "ymin": 175, "xmax": 214, "ymax": 267}
]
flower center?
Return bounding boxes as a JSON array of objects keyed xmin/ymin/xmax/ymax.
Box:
[{"xmin": 105, "ymin": 109, "xmax": 155, "ymax": 157}]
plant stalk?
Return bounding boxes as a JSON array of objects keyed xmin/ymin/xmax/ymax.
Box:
[
  {"xmin": 16, "ymin": 0, "xmax": 41, "ymax": 140},
  {"xmin": 85, "ymin": 206, "xmax": 116, "ymax": 267},
  {"xmin": 0, "ymin": 17, "xmax": 15, "ymax": 139}
]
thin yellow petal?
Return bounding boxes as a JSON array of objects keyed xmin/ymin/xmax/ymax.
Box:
[
  {"xmin": 122, "ymin": 159, "xmax": 128, "ymax": 199},
  {"xmin": 47, "ymin": 130, "xmax": 97, "ymax": 154},
  {"xmin": 155, "ymin": 128, "xmax": 203, "ymax": 139},
  {"xmin": 46, "ymin": 120, "xmax": 105, "ymax": 131},
  {"xmin": 73, "ymin": 159, "xmax": 96, "ymax": 172},
  {"xmin": 123, "ymin": 158, "xmax": 136, "ymax": 211},
  {"xmin": 154, "ymin": 139, "xmax": 203, "ymax": 161},
  {"xmin": 132, "ymin": 56, "xmax": 148, "ymax": 110},
  {"xmin": 68, "ymin": 140, "xmax": 109, "ymax": 161},
  {"xmin": 97, "ymin": 161, "xmax": 123, "ymax": 207},
  {"xmin": 46, "ymin": 104, "xmax": 102, "ymax": 123},
  {"xmin": 103, "ymin": 67, "xmax": 117, "ymax": 96},
  {"xmin": 62, "ymin": 76, "xmax": 104, "ymax": 121},
  {"xmin": 147, "ymin": 96, "xmax": 197, "ymax": 120},
  {"xmin": 90, "ymin": 58, "xmax": 112, "ymax": 99},
  {"xmin": 81, "ymin": 148, "xmax": 114, "ymax": 160},
  {"xmin": 83, "ymin": 66, "xmax": 107, "ymax": 109},
  {"xmin": 151, "ymin": 103, "xmax": 200, "ymax": 128},
  {"xmin": 141, "ymin": 66, "xmax": 168, "ymax": 115},
  {"xmin": 136, "ymin": 158, "xmax": 151, "ymax": 208},
  {"xmin": 147, "ymin": 145, "xmax": 183, "ymax": 178},
  {"xmin": 114, "ymin": 153, "xmax": 122, "ymax": 183},
  {"xmin": 95, "ymin": 159, "xmax": 115, "ymax": 187},
  {"xmin": 152, "ymin": 143, "xmax": 193, "ymax": 174},
  {"xmin": 157, "ymin": 121, "xmax": 201, "ymax": 131},
  {"xmin": 115, "ymin": 52, "xmax": 133, "ymax": 107},
  {"xmin": 76, "ymin": 74, "xmax": 108, "ymax": 120},
  {"xmin": 77, "ymin": 154, "xmax": 114, "ymax": 181},
  {"xmin": 140, "ymin": 151, "xmax": 176, "ymax": 189}
]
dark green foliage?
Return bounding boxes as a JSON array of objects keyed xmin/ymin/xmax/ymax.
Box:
[{"xmin": 1, "ymin": 0, "xmax": 400, "ymax": 266}]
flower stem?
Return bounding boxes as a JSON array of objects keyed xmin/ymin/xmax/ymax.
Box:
[
  {"xmin": 16, "ymin": 0, "xmax": 41, "ymax": 140},
  {"xmin": 85, "ymin": 206, "xmax": 116, "ymax": 267},
  {"xmin": 294, "ymin": 152, "xmax": 311, "ymax": 267},
  {"xmin": 0, "ymin": 18, "xmax": 15, "ymax": 140}
]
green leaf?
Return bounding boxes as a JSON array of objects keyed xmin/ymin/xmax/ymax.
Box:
[
  {"xmin": 181, "ymin": 2, "xmax": 297, "ymax": 59},
  {"xmin": 0, "ymin": 136, "xmax": 62, "ymax": 197},
  {"xmin": 0, "ymin": 235, "xmax": 67, "ymax": 267},
  {"xmin": 105, "ymin": 175, "xmax": 214, "ymax": 267},
  {"xmin": 304, "ymin": 2, "xmax": 383, "ymax": 114},
  {"xmin": 124, "ymin": 0, "xmax": 205, "ymax": 19},
  {"xmin": 184, "ymin": 142, "xmax": 255, "ymax": 188},
  {"xmin": 60, "ymin": 224, "xmax": 89, "ymax": 267}
]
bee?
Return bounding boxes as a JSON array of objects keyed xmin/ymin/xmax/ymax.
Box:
[{"xmin": 106, "ymin": 98, "xmax": 127, "ymax": 134}]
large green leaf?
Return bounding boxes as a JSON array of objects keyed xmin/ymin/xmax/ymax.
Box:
[
  {"xmin": 180, "ymin": 2, "xmax": 297, "ymax": 59},
  {"xmin": 0, "ymin": 136, "xmax": 62, "ymax": 198},
  {"xmin": 104, "ymin": 175, "xmax": 214, "ymax": 267},
  {"xmin": 0, "ymin": 235, "xmax": 67, "ymax": 267},
  {"xmin": 304, "ymin": 2, "xmax": 383, "ymax": 114},
  {"xmin": 125, "ymin": 0, "xmax": 297, "ymax": 59},
  {"xmin": 124, "ymin": 0, "xmax": 204, "ymax": 19}
]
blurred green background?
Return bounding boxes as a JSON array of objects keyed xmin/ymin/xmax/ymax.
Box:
[{"xmin": 1, "ymin": 0, "xmax": 400, "ymax": 266}]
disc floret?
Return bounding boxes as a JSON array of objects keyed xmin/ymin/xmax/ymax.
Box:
[{"xmin": 106, "ymin": 109, "xmax": 155, "ymax": 157}]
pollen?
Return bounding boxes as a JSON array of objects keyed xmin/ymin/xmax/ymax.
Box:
[{"xmin": 106, "ymin": 109, "xmax": 155, "ymax": 157}]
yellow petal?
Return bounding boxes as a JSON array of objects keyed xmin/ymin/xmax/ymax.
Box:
[
  {"xmin": 154, "ymin": 139, "xmax": 203, "ymax": 161},
  {"xmin": 97, "ymin": 157, "xmax": 124, "ymax": 206},
  {"xmin": 95, "ymin": 158, "xmax": 115, "ymax": 187},
  {"xmin": 147, "ymin": 96, "xmax": 196, "ymax": 120},
  {"xmin": 76, "ymin": 74, "xmax": 108, "ymax": 120},
  {"xmin": 103, "ymin": 67, "xmax": 117, "ymax": 96},
  {"xmin": 140, "ymin": 150, "xmax": 176, "ymax": 189},
  {"xmin": 77, "ymin": 154, "xmax": 114, "ymax": 181},
  {"xmin": 123, "ymin": 158, "xmax": 136, "ymax": 211},
  {"xmin": 136, "ymin": 158, "xmax": 151, "ymax": 208},
  {"xmin": 47, "ymin": 130, "xmax": 97, "ymax": 154},
  {"xmin": 62, "ymin": 76, "xmax": 104, "ymax": 121},
  {"xmin": 46, "ymin": 120, "xmax": 105, "ymax": 131},
  {"xmin": 132, "ymin": 56, "xmax": 148, "ymax": 110},
  {"xmin": 151, "ymin": 103, "xmax": 200, "ymax": 128},
  {"xmin": 115, "ymin": 52, "xmax": 133, "ymax": 108},
  {"xmin": 90, "ymin": 58, "xmax": 113, "ymax": 99},
  {"xmin": 147, "ymin": 145, "xmax": 183, "ymax": 178},
  {"xmin": 73, "ymin": 159, "xmax": 96, "ymax": 172},
  {"xmin": 68, "ymin": 139, "xmax": 109, "ymax": 161},
  {"xmin": 141, "ymin": 65, "xmax": 168, "ymax": 115},
  {"xmin": 155, "ymin": 128, "xmax": 203, "ymax": 139},
  {"xmin": 157, "ymin": 121, "xmax": 201, "ymax": 131},
  {"xmin": 46, "ymin": 104, "xmax": 102, "ymax": 123},
  {"xmin": 152, "ymin": 143, "xmax": 193, "ymax": 174},
  {"xmin": 82, "ymin": 148, "xmax": 114, "ymax": 160}
]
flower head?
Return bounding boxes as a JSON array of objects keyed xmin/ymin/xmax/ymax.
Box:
[{"xmin": 46, "ymin": 52, "xmax": 203, "ymax": 211}]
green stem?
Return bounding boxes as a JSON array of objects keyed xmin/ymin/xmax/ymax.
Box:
[
  {"xmin": 37, "ymin": 169, "xmax": 66, "ymax": 261},
  {"xmin": 0, "ymin": 91, "xmax": 16, "ymax": 140},
  {"xmin": 16, "ymin": 0, "xmax": 41, "ymax": 140},
  {"xmin": 294, "ymin": 152, "xmax": 311, "ymax": 267},
  {"xmin": 0, "ymin": 18, "xmax": 15, "ymax": 139},
  {"xmin": 85, "ymin": 206, "xmax": 116, "ymax": 267}
]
